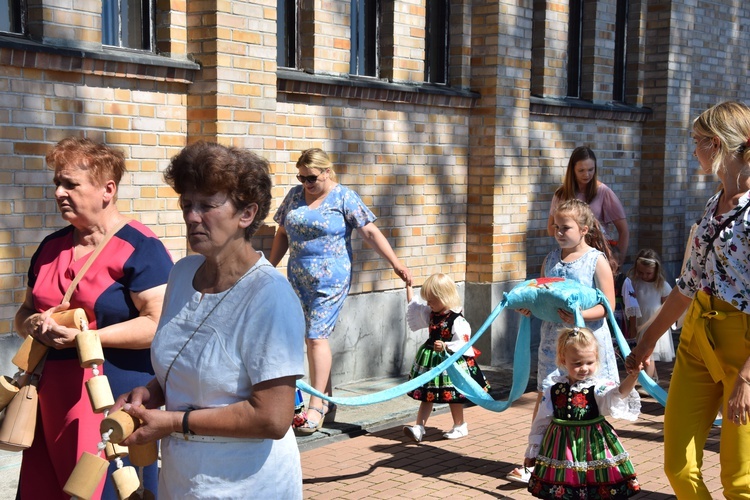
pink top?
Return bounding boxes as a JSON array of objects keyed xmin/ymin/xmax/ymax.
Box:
[{"xmin": 549, "ymin": 182, "xmax": 627, "ymax": 226}]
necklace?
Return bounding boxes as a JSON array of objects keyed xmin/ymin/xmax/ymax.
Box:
[{"xmin": 162, "ymin": 261, "xmax": 269, "ymax": 389}]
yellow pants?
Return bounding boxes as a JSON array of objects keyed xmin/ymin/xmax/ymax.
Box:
[{"xmin": 664, "ymin": 291, "xmax": 750, "ymax": 499}]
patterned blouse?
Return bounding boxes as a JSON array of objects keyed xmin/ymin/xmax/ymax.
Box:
[{"xmin": 677, "ymin": 190, "xmax": 750, "ymax": 313}]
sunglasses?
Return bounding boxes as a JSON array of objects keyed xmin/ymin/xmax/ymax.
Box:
[{"xmin": 296, "ymin": 173, "xmax": 322, "ymax": 184}]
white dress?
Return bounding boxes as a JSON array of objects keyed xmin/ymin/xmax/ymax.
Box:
[
  {"xmin": 632, "ymin": 278, "xmax": 675, "ymax": 362},
  {"xmin": 151, "ymin": 254, "xmax": 306, "ymax": 499}
]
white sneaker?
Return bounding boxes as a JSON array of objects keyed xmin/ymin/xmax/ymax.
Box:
[
  {"xmin": 506, "ymin": 467, "xmax": 531, "ymax": 484},
  {"xmin": 442, "ymin": 422, "xmax": 468, "ymax": 439},
  {"xmin": 403, "ymin": 425, "xmax": 424, "ymax": 443}
]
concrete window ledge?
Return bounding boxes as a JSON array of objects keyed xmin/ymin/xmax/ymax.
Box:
[
  {"xmin": 530, "ymin": 96, "xmax": 652, "ymax": 123},
  {"xmin": 277, "ymin": 68, "xmax": 480, "ymax": 109},
  {"xmin": 0, "ymin": 35, "xmax": 199, "ymax": 84}
]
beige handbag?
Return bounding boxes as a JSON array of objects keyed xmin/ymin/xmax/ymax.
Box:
[{"xmin": 0, "ymin": 373, "xmax": 39, "ymax": 451}]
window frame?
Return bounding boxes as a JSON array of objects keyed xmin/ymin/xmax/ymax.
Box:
[
  {"xmin": 613, "ymin": 0, "xmax": 628, "ymax": 102},
  {"xmin": 350, "ymin": 0, "xmax": 380, "ymax": 77},
  {"xmin": 102, "ymin": 0, "xmax": 155, "ymax": 52},
  {"xmin": 277, "ymin": 0, "xmax": 297, "ymax": 68},
  {"xmin": 0, "ymin": 0, "xmax": 24, "ymax": 35}
]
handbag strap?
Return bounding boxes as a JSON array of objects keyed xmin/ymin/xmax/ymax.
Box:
[{"xmin": 61, "ymin": 218, "xmax": 130, "ymax": 304}]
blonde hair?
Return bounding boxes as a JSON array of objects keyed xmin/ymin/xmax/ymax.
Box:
[
  {"xmin": 420, "ymin": 273, "xmax": 461, "ymax": 310},
  {"xmin": 554, "ymin": 199, "xmax": 617, "ymax": 273},
  {"xmin": 693, "ymin": 101, "xmax": 750, "ymax": 176},
  {"xmin": 628, "ymin": 248, "xmax": 667, "ymax": 289},
  {"xmin": 556, "ymin": 327, "xmax": 599, "ymax": 367},
  {"xmin": 296, "ymin": 148, "xmax": 337, "ymax": 181}
]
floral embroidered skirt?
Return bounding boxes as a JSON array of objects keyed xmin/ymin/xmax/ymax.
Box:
[
  {"xmin": 528, "ymin": 416, "xmax": 640, "ymax": 499},
  {"xmin": 406, "ymin": 345, "xmax": 490, "ymax": 403}
]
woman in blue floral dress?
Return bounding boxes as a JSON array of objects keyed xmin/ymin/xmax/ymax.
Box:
[{"xmin": 271, "ymin": 148, "xmax": 412, "ymax": 434}]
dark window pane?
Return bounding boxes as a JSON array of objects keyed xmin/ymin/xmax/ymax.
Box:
[
  {"xmin": 567, "ymin": 0, "xmax": 583, "ymax": 98},
  {"xmin": 0, "ymin": 0, "xmax": 22, "ymax": 34},
  {"xmin": 351, "ymin": 0, "xmax": 378, "ymax": 76},
  {"xmin": 277, "ymin": 0, "xmax": 297, "ymax": 67},
  {"xmin": 103, "ymin": 0, "xmax": 152, "ymax": 50},
  {"xmin": 613, "ymin": 0, "xmax": 628, "ymax": 102},
  {"xmin": 425, "ymin": 0, "xmax": 448, "ymax": 84}
]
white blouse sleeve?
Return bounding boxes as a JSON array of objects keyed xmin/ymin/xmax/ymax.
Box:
[
  {"xmin": 525, "ymin": 387, "xmax": 554, "ymax": 459},
  {"xmin": 622, "ymin": 277, "xmax": 641, "ymax": 319},
  {"xmin": 444, "ymin": 315, "xmax": 476, "ymax": 357},
  {"xmin": 594, "ymin": 379, "xmax": 641, "ymax": 421},
  {"xmin": 406, "ymin": 300, "xmax": 431, "ymax": 332}
]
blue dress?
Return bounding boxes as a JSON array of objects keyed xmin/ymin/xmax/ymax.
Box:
[
  {"xmin": 274, "ymin": 184, "xmax": 376, "ymax": 338},
  {"xmin": 537, "ymin": 248, "xmax": 619, "ymax": 391}
]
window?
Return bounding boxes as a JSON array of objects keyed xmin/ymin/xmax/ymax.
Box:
[
  {"xmin": 350, "ymin": 0, "xmax": 379, "ymax": 76},
  {"xmin": 0, "ymin": 0, "xmax": 23, "ymax": 34},
  {"xmin": 424, "ymin": 0, "xmax": 448, "ymax": 84},
  {"xmin": 613, "ymin": 0, "xmax": 628, "ymax": 102},
  {"xmin": 277, "ymin": 0, "xmax": 297, "ymax": 68},
  {"xmin": 102, "ymin": 0, "xmax": 154, "ymax": 50},
  {"xmin": 566, "ymin": 0, "xmax": 583, "ymax": 98}
]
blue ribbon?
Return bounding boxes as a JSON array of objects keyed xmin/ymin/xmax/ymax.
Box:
[
  {"xmin": 297, "ymin": 281, "xmax": 669, "ymax": 411},
  {"xmin": 297, "ymin": 296, "xmax": 508, "ymax": 406}
]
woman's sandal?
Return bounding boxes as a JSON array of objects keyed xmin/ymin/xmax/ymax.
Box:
[
  {"xmin": 294, "ymin": 406, "xmax": 325, "ymax": 436},
  {"xmin": 323, "ymin": 401, "xmax": 337, "ymax": 423}
]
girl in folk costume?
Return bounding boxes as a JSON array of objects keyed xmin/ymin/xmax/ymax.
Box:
[
  {"xmin": 525, "ymin": 327, "xmax": 642, "ymax": 499},
  {"xmin": 402, "ymin": 274, "xmax": 489, "ymax": 442}
]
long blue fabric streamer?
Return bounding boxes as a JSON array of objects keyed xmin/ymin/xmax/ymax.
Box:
[
  {"xmin": 296, "ymin": 294, "xmax": 508, "ymax": 406},
  {"xmin": 297, "ymin": 282, "xmax": 669, "ymax": 411}
]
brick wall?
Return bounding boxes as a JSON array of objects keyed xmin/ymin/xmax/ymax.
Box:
[{"xmin": 2, "ymin": 0, "xmax": 750, "ymax": 377}]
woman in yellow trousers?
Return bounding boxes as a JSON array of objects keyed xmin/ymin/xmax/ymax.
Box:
[{"xmin": 628, "ymin": 100, "xmax": 750, "ymax": 499}]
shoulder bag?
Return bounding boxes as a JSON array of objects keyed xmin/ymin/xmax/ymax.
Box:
[{"xmin": 0, "ymin": 219, "xmax": 129, "ymax": 451}]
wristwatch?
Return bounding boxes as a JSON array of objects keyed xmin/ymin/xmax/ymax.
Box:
[{"xmin": 182, "ymin": 409, "xmax": 195, "ymax": 439}]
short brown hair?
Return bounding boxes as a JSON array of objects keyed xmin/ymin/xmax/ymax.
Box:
[
  {"xmin": 164, "ymin": 141, "xmax": 272, "ymax": 239},
  {"xmin": 46, "ymin": 137, "xmax": 127, "ymax": 188}
]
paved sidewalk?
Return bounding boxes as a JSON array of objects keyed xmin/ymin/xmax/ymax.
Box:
[
  {"xmin": 0, "ymin": 360, "xmax": 725, "ymax": 499},
  {"xmin": 301, "ymin": 364, "xmax": 723, "ymax": 499}
]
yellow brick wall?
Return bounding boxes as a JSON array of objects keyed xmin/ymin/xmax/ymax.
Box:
[
  {"xmin": 273, "ymin": 96, "xmax": 471, "ymax": 293},
  {"xmin": 3, "ymin": 0, "xmax": 750, "ymax": 346}
]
